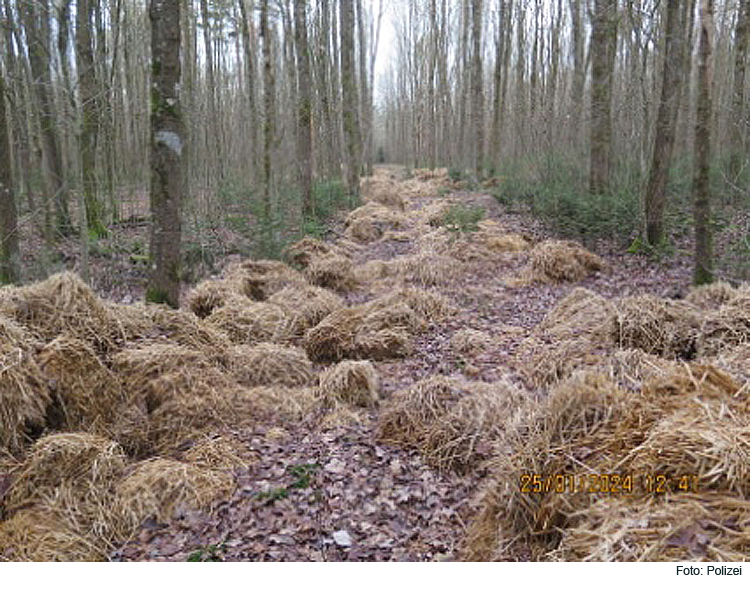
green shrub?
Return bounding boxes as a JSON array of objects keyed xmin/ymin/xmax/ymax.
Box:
[
  {"xmin": 440, "ymin": 203, "xmax": 485, "ymax": 233},
  {"xmin": 448, "ymin": 167, "xmax": 464, "ymax": 182}
]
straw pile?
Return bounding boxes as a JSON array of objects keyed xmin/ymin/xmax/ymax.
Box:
[
  {"xmin": 304, "ymin": 253, "xmax": 357, "ymax": 292},
  {"xmin": 395, "ymin": 251, "xmax": 458, "ymax": 286},
  {"xmin": 368, "ymin": 286, "xmax": 456, "ymax": 324},
  {"xmin": 464, "ymin": 363, "xmax": 750, "ymax": 561},
  {"xmin": 685, "ymin": 281, "xmax": 738, "ymax": 310},
  {"xmin": 530, "ymin": 240, "xmax": 604, "ymax": 282},
  {"xmin": 38, "ymin": 336, "xmax": 123, "ymax": 434},
  {"xmin": 0, "ymin": 272, "xmax": 125, "ymax": 351},
  {"xmin": 304, "ymin": 305, "xmax": 414, "ymax": 362},
  {"xmin": 0, "ymin": 507, "xmax": 107, "ymax": 561},
  {"xmin": 361, "ymin": 178, "xmax": 406, "ymax": 210},
  {"xmin": 285, "ymin": 237, "xmax": 336, "ymax": 268},
  {"xmin": 345, "ymin": 202, "xmax": 409, "ymax": 243},
  {"xmin": 229, "ymin": 343, "xmax": 314, "ymax": 388},
  {"xmin": 187, "ymin": 278, "xmax": 240, "ymax": 318},
  {"xmin": 238, "ymin": 386, "xmax": 320, "ymax": 423},
  {"xmin": 224, "ymin": 259, "xmax": 307, "ymax": 301},
  {"xmin": 3, "ymin": 433, "xmax": 128, "ymax": 549},
  {"xmin": 181, "ymin": 435, "xmax": 250, "ymax": 473},
  {"xmin": 483, "ymin": 234, "xmax": 531, "ymax": 254},
  {"xmin": 113, "ymin": 458, "xmax": 235, "ymax": 532},
  {"xmin": 551, "ymin": 493, "xmax": 750, "ymax": 562},
  {"xmin": 698, "ymin": 286, "xmax": 750, "ymax": 356},
  {"xmin": 267, "ymin": 284, "xmax": 344, "ymax": 336},
  {"xmin": 613, "ymin": 295, "xmax": 701, "ymax": 359},
  {"xmin": 0, "ymin": 316, "xmax": 49, "ymax": 453},
  {"xmin": 515, "ymin": 288, "xmax": 615, "ymax": 387},
  {"xmin": 318, "ymin": 360, "xmax": 380, "ymax": 407},
  {"xmin": 379, "ymin": 377, "xmax": 525, "ymax": 472},
  {"xmin": 204, "ymin": 296, "xmax": 292, "ymax": 344},
  {"xmin": 450, "ymin": 329, "xmax": 495, "ymax": 356}
]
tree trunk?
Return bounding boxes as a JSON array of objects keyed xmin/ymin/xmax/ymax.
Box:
[
  {"xmin": 147, "ymin": 0, "xmax": 184, "ymax": 307},
  {"xmin": 20, "ymin": 0, "xmax": 74, "ymax": 237},
  {"xmin": 471, "ymin": 0, "xmax": 484, "ymax": 177},
  {"xmin": 589, "ymin": 0, "xmax": 618, "ymax": 195},
  {"xmin": 729, "ymin": 0, "xmax": 749, "ymax": 186},
  {"xmin": 0, "ymin": 68, "xmax": 20, "ymax": 284},
  {"xmin": 693, "ymin": 0, "xmax": 714, "ymax": 285},
  {"xmin": 294, "ymin": 0, "xmax": 314, "ymax": 218},
  {"xmin": 77, "ymin": 0, "xmax": 108, "ymax": 238},
  {"xmin": 340, "ymin": 0, "xmax": 362, "ymax": 200},
  {"xmin": 260, "ymin": 0, "xmax": 275, "ymax": 221},
  {"xmin": 644, "ymin": 0, "xmax": 687, "ymax": 246}
]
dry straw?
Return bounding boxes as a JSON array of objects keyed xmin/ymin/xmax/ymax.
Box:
[
  {"xmin": 613, "ymin": 294, "xmax": 701, "ymax": 359},
  {"xmin": 268, "ymin": 284, "xmax": 344, "ymax": 337},
  {"xmin": 304, "ymin": 253, "xmax": 357, "ymax": 292},
  {"xmin": 113, "ymin": 458, "xmax": 235, "ymax": 534},
  {"xmin": 379, "ymin": 376, "xmax": 525, "ymax": 472},
  {"xmin": 182, "ymin": 434, "xmax": 251, "ymax": 473},
  {"xmin": 229, "ymin": 343, "xmax": 314, "ymax": 387},
  {"xmin": 38, "ymin": 336, "xmax": 123, "ymax": 434},
  {"xmin": 224, "ymin": 259, "xmax": 307, "ymax": 301},
  {"xmin": 285, "ymin": 237, "xmax": 336, "ymax": 268},
  {"xmin": 205, "ymin": 296, "xmax": 292, "ymax": 344},
  {"xmin": 0, "ymin": 316, "xmax": 49, "ymax": 453},
  {"xmin": 318, "ymin": 360, "xmax": 380, "ymax": 407},
  {"xmin": 450, "ymin": 329, "xmax": 495, "ymax": 356},
  {"xmin": 345, "ymin": 202, "xmax": 409, "ymax": 243}
]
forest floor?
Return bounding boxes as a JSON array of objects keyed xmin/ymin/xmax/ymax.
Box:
[{"xmin": 108, "ymin": 166, "xmax": 711, "ymax": 562}]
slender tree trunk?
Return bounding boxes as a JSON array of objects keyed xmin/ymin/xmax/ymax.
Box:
[
  {"xmin": 200, "ymin": 0, "xmax": 224, "ymax": 186},
  {"xmin": 21, "ymin": 0, "xmax": 74, "ymax": 237},
  {"xmin": 77, "ymin": 0, "xmax": 107, "ymax": 238},
  {"xmin": 294, "ymin": 0, "xmax": 314, "ymax": 218},
  {"xmin": 471, "ymin": 0, "xmax": 484, "ymax": 177},
  {"xmin": 340, "ymin": 0, "xmax": 362, "ymax": 200},
  {"xmin": 693, "ymin": 0, "xmax": 714, "ymax": 285},
  {"xmin": 569, "ymin": 0, "xmax": 585, "ymax": 147},
  {"xmin": 147, "ymin": 0, "xmax": 184, "ymax": 307},
  {"xmin": 0, "ymin": 68, "xmax": 20, "ymax": 284},
  {"xmin": 260, "ymin": 0, "xmax": 275, "ymax": 221},
  {"xmin": 238, "ymin": 0, "xmax": 258, "ymax": 176},
  {"xmin": 729, "ymin": 0, "xmax": 749, "ymax": 185},
  {"xmin": 589, "ymin": 0, "xmax": 618, "ymax": 195},
  {"xmin": 644, "ymin": 0, "xmax": 687, "ymax": 246}
]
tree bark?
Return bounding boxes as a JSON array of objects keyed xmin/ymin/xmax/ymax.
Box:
[
  {"xmin": 471, "ymin": 0, "xmax": 484, "ymax": 177},
  {"xmin": 0, "ymin": 67, "xmax": 20, "ymax": 284},
  {"xmin": 644, "ymin": 0, "xmax": 687, "ymax": 246},
  {"xmin": 294, "ymin": 0, "xmax": 314, "ymax": 218},
  {"xmin": 589, "ymin": 0, "xmax": 618, "ymax": 195},
  {"xmin": 147, "ymin": 0, "xmax": 184, "ymax": 307},
  {"xmin": 729, "ymin": 0, "xmax": 749, "ymax": 185},
  {"xmin": 260, "ymin": 0, "xmax": 275, "ymax": 221},
  {"xmin": 693, "ymin": 0, "xmax": 714, "ymax": 285},
  {"xmin": 340, "ymin": 0, "xmax": 362, "ymax": 200},
  {"xmin": 77, "ymin": 0, "xmax": 108, "ymax": 238}
]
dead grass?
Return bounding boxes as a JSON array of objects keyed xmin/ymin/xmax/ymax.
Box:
[
  {"xmin": 0, "ymin": 507, "xmax": 108, "ymax": 561},
  {"xmin": 38, "ymin": 336, "xmax": 124, "ymax": 435},
  {"xmin": 238, "ymin": 386, "xmax": 321, "ymax": 423},
  {"xmin": 686, "ymin": 281, "xmax": 738, "ymax": 310},
  {"xmin": 0, "ymin": 272, "xmax": 126, "ymax": 351},
  {"xmin": 395, "ymin": 251, "xmax": 458, "ymax": 286},
  {"xmin": 318, "ymin": 360, "xmax": 380, "ymax": 407},
  {"xmin": 379, "ymin": 376, "xmax": 525, "ymax": 472},
  {"xmin": 268, "ymin": 284, "xmax": 344, "ymax": 337},
  {"xmin": 224, "ymin": 259, "xmax": 307, "ymax": 301},
  {"xmin": 361, "ymin": 178, "xmax": 407, "ymax": 210},
  {"xmin": 229, "ymin": 343, "xmax": 314, "ymax": 387},
  {"xmin": 450, "ymin": 329, "xmax": 495, "ymax": 356},
  {"xmin": 613, "ymin": 295, "xmax": 701, "ymax": 359},
  {"xmin": 345, "ymin": 202, "xmax": 409, "ymax": 243},
  {"xmin": 204, "ymin": 296, "xmax": 292, "ymax": 344},
  {"xmin": 113, "ymin": 458, "xmax": 235, "ymax": 534},
  {"xmin": 464, "ymin": 363, "xmax": 750, "ymax": 561},
  {"xmin": 507, "ymin": 240, "xmax": 603, "ymax": 286},
  {"xmin": 285, "ymin": 237, "xmax": 336, "ymax": 268},
  {"xmin": 181, "ymin": 434, "xmax": 251, "ymax": 473},
  {"xmin": 698, "ymin": 287, "xmax": 750, "ymax": 356},
  {"xmin": 0, "ymin": 316, "xmax": 49, "ymax": 453},
  {"xmin": 305, "ymin": 253, "xmax": 357, "ymax": 292},
  {"xmin": 551, "ymin": 494, "xmax": 750, "ymax": 562},
  {"xmin": 187, "ymin": 278, "xmax": 240, "ymax": 319}
]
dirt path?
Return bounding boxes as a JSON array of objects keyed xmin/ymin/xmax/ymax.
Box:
[{"xmin": 113, "ymin": 166, "xmax": 696, "ymax": 562}]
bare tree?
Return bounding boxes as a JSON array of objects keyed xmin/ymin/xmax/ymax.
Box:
[
  {"xmin": 693, "ymin": 0, "xmax": 714, "ymax": 285},
  {"xmin": 589, "ymin": 0, "xmax": 618, "ymax": 195},
  {"xmin": 147, "ymin": 0, "xmax": 184, "ymax": 307},
  {"xmin": 729, "ymin": 0, "xmax": 749, "ymax": 187},
  {"xmin": 0, "ymin": 66, "xmax": 20, "ymax": 284},
  {"xmin": 644, "ymin": 0, "xmax": 688, "ymax": 246},
  {"xmin": 340, "ymin": 0, "xmax": 362, "ymax": 200},
  {"xmin": 294, "ymin": 0, "xmax": 313, "ymax": 218},
  {"xmin": 471, "ymin": 0, "xmax": 484, "ymax": 177}
]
